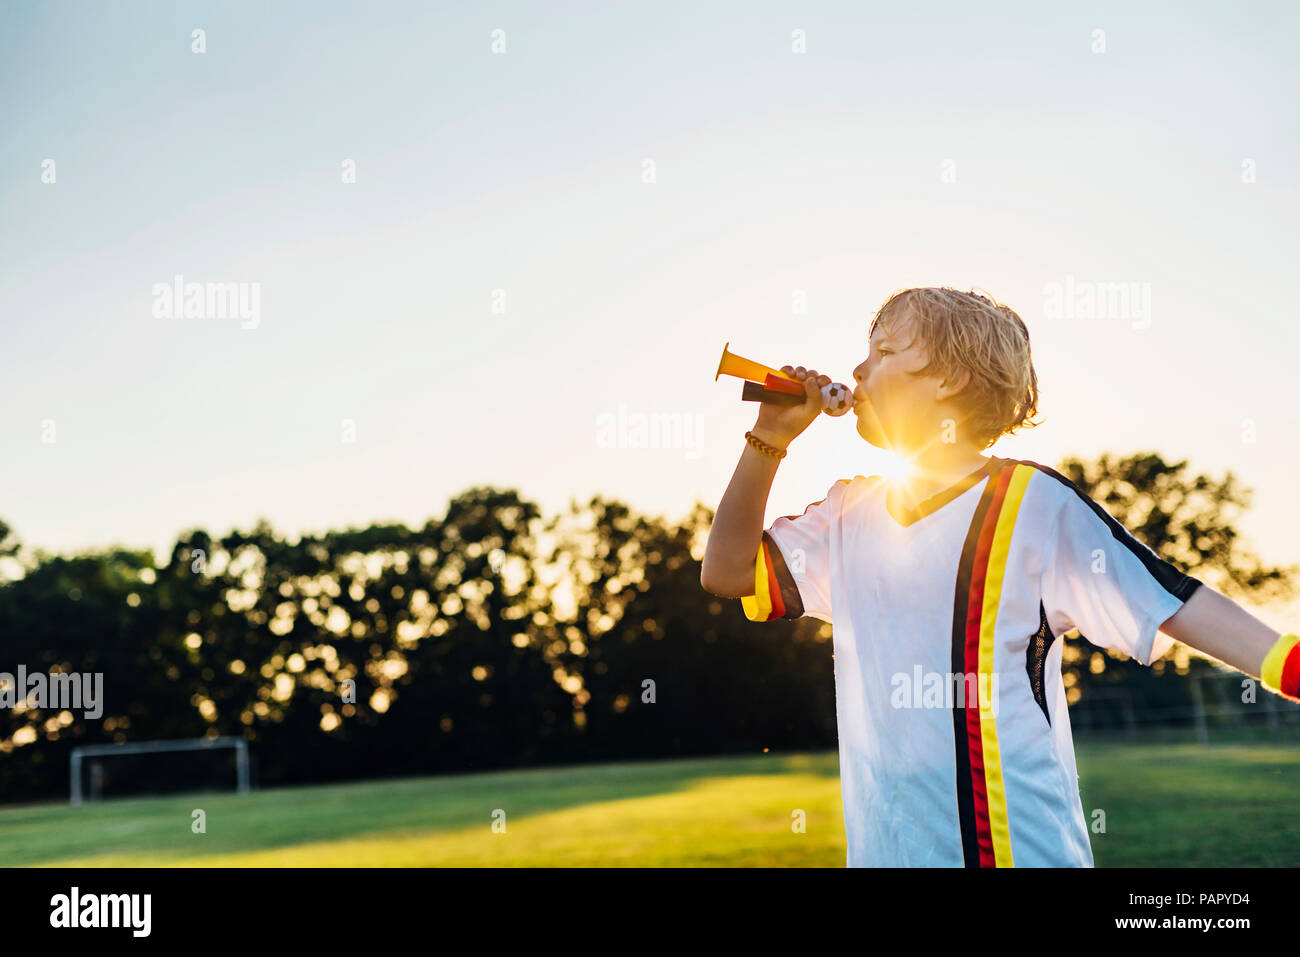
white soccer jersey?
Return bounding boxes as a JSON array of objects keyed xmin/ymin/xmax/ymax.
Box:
[{"xmin": 740, "ymin": 455, "xmax": 1202, "ymax": 867}]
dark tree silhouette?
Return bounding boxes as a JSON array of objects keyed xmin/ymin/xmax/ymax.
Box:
[{"xmin": 0, "ymin": 451, "xmax": 1292, "ymax": 801}]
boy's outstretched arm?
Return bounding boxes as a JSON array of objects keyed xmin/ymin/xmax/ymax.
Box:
[{"xmin": 1159, "ymin": 585, "xmax": 1300, "ymax": 700}]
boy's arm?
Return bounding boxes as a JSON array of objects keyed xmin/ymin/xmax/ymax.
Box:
[
  {"xmin": 699, "ymin": 425, "xmax": 787, "ymax": 598},
  {"xmin": 700, "ymin": 367, "xmax": 831, "ymax": 598},
  {"xmin": 1159, "ymin": 585, "xmax": 1300, "ymax": 700}
]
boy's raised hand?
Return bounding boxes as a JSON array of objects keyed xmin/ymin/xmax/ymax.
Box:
[{"xmin": 751, "ymin": 366, "xmax": 831, "ymax": 450}]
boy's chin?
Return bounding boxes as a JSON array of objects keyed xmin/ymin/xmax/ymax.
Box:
[{"xmin": 854, "ymin": 416, "xmax": 890, "ymax": 449}]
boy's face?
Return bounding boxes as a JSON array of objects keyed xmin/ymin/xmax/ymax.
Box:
[{"xmin": 851, "ymin": 307, "xmax": 962, "ymax": 453}]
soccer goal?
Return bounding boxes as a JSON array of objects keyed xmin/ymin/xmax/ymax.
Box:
[{"xmin": 69, "ymin": 736, "xmax": 251, "ymax": 806}]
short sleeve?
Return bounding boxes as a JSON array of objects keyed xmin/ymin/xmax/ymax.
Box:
[
  {"xmin": 1042, "ymin": 489, "xmax": 1202, "ymax": 666},
  {"xmin": 741, "ymin": 479, "xmax": 847, "ymax": 624}
]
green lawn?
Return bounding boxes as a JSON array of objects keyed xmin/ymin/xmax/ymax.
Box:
[
  {"xmin": 2, "ymin": 741, "xmax": 1297, "ymax": 866},
  {"xmin": 1077, "ymin": 738, "xmax": 1300, "ymax": 867}
]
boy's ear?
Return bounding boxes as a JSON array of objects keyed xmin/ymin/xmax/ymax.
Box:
[{"xmin": 935, "ymin": 366, "xmax": 972, "ymax": 400}]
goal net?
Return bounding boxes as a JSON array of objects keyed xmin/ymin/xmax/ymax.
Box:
[{"xmin": 69, "ymin": 736, "xmax": 251, "ymax": 805}]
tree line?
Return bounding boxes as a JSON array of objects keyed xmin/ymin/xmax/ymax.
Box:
[{"xmin": 0, "ymin": 452, "xmax": 1291, "ymax": 803}]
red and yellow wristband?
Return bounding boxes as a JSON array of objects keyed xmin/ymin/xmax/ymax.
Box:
[{"xmin": 1261, "ymin": 633, "xmax": 1300, "ymax": 702}]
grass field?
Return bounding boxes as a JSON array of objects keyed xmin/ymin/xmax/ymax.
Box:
[{"xmin": 4, "ymin": 740, "xmax": 1299, "ymax": 866}]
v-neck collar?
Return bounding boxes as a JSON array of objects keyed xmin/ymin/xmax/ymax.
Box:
[{"xmin": 883, "ymin": 457, "xmax": 999, "ymax": 528}]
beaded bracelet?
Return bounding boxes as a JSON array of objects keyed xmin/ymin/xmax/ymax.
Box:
[
  {"xmin": 745, "ymin": 430, "xmax": 788, "ymax": 459},
  {"xmin": 1261, "ymin": 633, "xmax": 1300, "ymax": 702}
]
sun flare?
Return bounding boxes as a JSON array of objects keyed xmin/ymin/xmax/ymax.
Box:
[{"xmin": 877, "ymin": 452, "xmax": 915, "ymax": 483}]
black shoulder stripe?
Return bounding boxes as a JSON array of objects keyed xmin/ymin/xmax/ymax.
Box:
[{"xmin": 1005, "ymin": 458, "xmax": 1202, "ymax": 602}]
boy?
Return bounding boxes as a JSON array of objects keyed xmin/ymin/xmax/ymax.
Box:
[{"xmin": 700, "ymin": 286, "xmax": 1299, "ymax": 867}]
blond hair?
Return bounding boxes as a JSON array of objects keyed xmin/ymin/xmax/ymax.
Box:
[{"xmin": 868, "ymin": 287, "xmax": 1041, "ymax": 450}]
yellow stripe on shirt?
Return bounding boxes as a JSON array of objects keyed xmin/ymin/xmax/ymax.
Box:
[
  {"xmin": 741, "ymin": 541, "xmax": 773, "ymax": 622},
  {"xmin": 978, "ymin": 463, "xmax": 1033, "ymax": 868}
]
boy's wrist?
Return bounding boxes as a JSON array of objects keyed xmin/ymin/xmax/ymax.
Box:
[{"xmin": 748, "ymin": 426, "xmax": 792, "ymax": 453}]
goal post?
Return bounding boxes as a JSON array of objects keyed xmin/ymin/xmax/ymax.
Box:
[{"xmin": 70, "ymin": 736, "xmax": 251, "ymax": 806}]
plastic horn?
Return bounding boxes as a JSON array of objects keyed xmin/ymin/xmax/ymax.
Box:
[{"xmin": 716, "ymin": 342, "xmax": 854, "ymax": 417}]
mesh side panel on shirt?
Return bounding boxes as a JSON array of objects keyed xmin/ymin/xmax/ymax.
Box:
[{"xmin": 1025, "ymin": 600, "xmax": 1056, "ymax": 727}]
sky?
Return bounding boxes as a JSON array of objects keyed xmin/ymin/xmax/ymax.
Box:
[{"xmin": 3, "ymin": 1, "xmax": 1299, "ymax": 619}]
